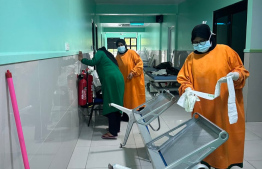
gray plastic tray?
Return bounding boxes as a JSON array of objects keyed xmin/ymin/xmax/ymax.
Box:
[{"xmin": 146, "ymin": 113, "xmax": 229, "ymax": 169}]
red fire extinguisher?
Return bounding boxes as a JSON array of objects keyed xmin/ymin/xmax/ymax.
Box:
[
  {"xmin": 78, "ymin": 74, "xmax": 87, "ymax": 106},
  {"xmin": 87, "ymin": 74, "xmax": 93, "ymax": 103},
  {"xmin": 81, "ymin": 69, "xmax": 87, "ymax": 79}
]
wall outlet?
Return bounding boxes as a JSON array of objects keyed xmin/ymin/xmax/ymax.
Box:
[{"xmin": 65, "ymin": 42, "xmax": 70, "ymax": 51}]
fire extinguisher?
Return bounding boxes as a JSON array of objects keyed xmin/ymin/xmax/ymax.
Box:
[
  {"xmin": 81, "ymin": 69, "xmax": 87, "ymax": 79},
  {"xmin": 78, "ymin": 74, "xmax": 87, "ymax": 106},
  {"xmin": 87, "ymin": 74, "xmax": 93, "ymax": 103}
]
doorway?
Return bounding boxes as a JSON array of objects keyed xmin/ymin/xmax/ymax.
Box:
[
  {"xmin": 213, "ymin": 0, "xmax": 247, "ymax": 63},
  {"xmin": 92, "ymin": 21, "xmax": 95, "ymax": 55}
]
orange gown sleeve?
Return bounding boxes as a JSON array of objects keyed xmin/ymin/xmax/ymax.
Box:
[
  {"xmin": 226, "ymin": 46, "xmax": 250, "ymax": 89},
  {"xmin": 130, "ymin": 51, "xmax": 143, "ymax": 76},
  {"xmin": 177, "ymin": 55, "xmax": 194, "ymax": 95}
]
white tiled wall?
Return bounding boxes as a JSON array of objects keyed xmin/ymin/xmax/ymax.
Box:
[{"xmin": 0, "ymin": 54, "xmax": 87, "ymax": 169}]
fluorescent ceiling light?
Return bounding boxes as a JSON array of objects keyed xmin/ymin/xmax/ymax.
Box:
[
  {"xmin": 217, "ymin": 23, "xmax": 226, "ymax": 25},
  {"xmin": 130, "ymin": 23, "xmax": 144, "ymax": 26}
]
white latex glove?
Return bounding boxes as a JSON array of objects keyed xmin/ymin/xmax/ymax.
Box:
[
  {"xmin": 227, "ymin": 72, "xmax": 239, "ymax": 81},
  {"xmin": 184, "ymin": 87, "xmax": 200, "ymax": 113}
]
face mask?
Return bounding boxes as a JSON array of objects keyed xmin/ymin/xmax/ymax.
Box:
[
  {"xmin": 193, "ymin": 33, "xmax": 213, "ymax": 53},
  {"xmin": 118, "ymin": 46, "xmax": 126, "ymax": 53}
]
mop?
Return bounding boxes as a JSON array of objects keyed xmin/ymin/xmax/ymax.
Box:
[{"xmin": 6, "ymin": 70, "xmax": 30, "ymax": 169}]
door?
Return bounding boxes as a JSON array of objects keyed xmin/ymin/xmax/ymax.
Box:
[{"xmin": 213, "ymin": 0, "xmax": 247, "ymax": 62}]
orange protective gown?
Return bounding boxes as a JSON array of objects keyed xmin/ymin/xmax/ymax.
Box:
[
  {"xmin": 116, "ymin": 49, "xmax": 146, "ymax": 109},
  {"xmin": 177, "ymin": 44, "xmax": 249, "ymax": 169}
]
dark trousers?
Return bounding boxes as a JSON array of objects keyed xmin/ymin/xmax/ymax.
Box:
[
  {"xmin": 105, "ymin": 111, "xmax": 121, "ymax": 136},
  {"xmin": 121, "ymin": 112, "xmax": 129, "ymax": 122}
]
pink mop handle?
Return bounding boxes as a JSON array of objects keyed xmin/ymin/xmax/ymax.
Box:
[{"xmin": 6, "ymin": 70, "xmax": 30, "ymax": 169}]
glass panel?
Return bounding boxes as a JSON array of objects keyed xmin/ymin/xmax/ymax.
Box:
[
  {"xmin": 113, "ymin": 49, "xmax": 118, "ymax": 56},
  {"xmin": 108, "ymin": 49, "xmax": 114, "ymax": 53},
  {"xmin": 232, "ymin": 10, "xmax": 246, "ymax": 63},
  {"xmin": 216, "ymin": 16, "xmax": 229, "ymax": 45},
  {"xmin": 131, "ymin": 46, "xmax": 137, "ymax": 51},
  {"xmin": 125, "ymin": 38, "xmax": 130, "ymax": 45},
  {"xmin": 131, "ymin": 38, "xmax": 136, "ymax": 45}
]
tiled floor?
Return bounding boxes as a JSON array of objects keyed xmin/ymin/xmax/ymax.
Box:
[{"xmin": 67, "ymin": 90, "xmax": 262, "ymax": 169}]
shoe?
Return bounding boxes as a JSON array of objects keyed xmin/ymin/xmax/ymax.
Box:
[{"xmin": 101, "ymin": 133, "xmax": 117, "ymax": 139}]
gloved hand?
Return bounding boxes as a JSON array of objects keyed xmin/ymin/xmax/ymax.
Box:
[
  {"xmin": 184, "ymin": 87, "xmax": 200, "ymax": 113},
  {"xmin": 227, "ymin": 72, "xmax": 239, "ymax": 81},
  {"xmin": 127, "ymin": 72, "xmax": 134, "ymax": 80}
]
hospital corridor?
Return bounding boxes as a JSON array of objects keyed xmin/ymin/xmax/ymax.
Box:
[{"xmin": 1, "ymin": 0, "xmax": 262, "ymax": 169}]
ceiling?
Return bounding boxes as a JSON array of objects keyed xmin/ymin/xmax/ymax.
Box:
[{"xmin": 95, "ymin": 0, "xmax": 186, "ymax": 5}]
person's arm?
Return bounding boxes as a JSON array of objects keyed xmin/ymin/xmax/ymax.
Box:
[
  {"xmin": 78, "ymin": 51, "xmax": 102, "ymax": 66},
  {"xmin": 177, "ymin": 56, "xmax": 194, "ymax": 95},
  {"xmin": 130, "ymin": 51, "xmax": 143, "ymax": 76},
  {"xmin": 227, "ymin": 46, "xmax": 250, "ymax": 89}
]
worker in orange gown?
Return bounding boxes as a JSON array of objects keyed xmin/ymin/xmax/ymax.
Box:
[
  {"xmin": 177, "ymin": 24, "xmax": 249, "ymax": 169},
  {"xmin": 115, "ymin": 39, "xmax": 146, "ymax": 121}
]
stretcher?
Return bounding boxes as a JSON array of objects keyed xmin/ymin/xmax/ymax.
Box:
[
  {"xmin": 109, "ymin": 91, "xmax": 177, "ymax": 147},
  {"xmin": 146, "ymin": 113, "xmax": 229, "ymax": 169}
]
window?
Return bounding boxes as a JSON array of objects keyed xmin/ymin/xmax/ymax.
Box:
[
  {"xmin": 124, "ymin": 38, "xmax": 137, "ymax": 51},
  {"xmin": 107, "ymin": 38, "xmax": 120, "ymax": 56}
]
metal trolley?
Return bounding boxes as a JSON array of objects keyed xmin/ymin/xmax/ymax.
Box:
[
  {"xmin": 146, "ymin": 113, "xmax": 229, "ymax": 169},
  {"xmin": 109, "ymin": 90, "xmax": 177, "ymax": 147}
]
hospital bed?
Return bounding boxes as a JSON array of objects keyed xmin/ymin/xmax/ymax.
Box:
[
  {"xmin": 144, "ymin": 67, "xmax": 180, "ymax": 94},
  {"xmin": 109, "ymin": 92, "xmax": 229, "ymax": 169},
  {"xmin": 143, "ymin": 50, "xmax": 190, "ymax": 94}
]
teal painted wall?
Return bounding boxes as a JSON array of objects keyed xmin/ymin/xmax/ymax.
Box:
[
  {"xmin": 177, "ymin": 0, "xmax": 243, "ymax": 51},
  {"xmin": 96, "ymin": 4, "xmax": 177, "ymax": 15},
  {"xmin": 0, "ymin": 0, "xmax": 96, "ymax": 65},
  {"xmin": 99, "ymin": 16, "xmax": 156, "ymax": 23},
  {"xmin": 161, "ymin": 15, "xmax": 177, "ymax": 51},
  {"xmin": 140, "ymin": 23, "xmax": 161, "ymax": 51},
  {"xmin": 245, "ymin": 0, "xmax": 262, "ymax": 51}
]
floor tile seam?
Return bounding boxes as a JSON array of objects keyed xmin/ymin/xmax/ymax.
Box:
[
  {"xmin": 76, "ymin": 145, "xmax": 91, "ymax": 147},
  {"xmin": 133, "ymin": 128, "xmax": 143, "ymax": 167},
  {"xmin": 83, "ymin": 146, "xmax": 91, "ymax": 169},
  {"xmin": 245, "ymin": 139, "xmax": 262, "ymax": 143},
  {"xmin": 89, "ymin": 143, "xmax": 137, "ymax": 147},
  {"xmin": 245, "ymin": 160, "xmax": 257, "ymax": 169},
  {"xmin": 160, "ymin": 115, "xmax": 172, "ymax": 130}
]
